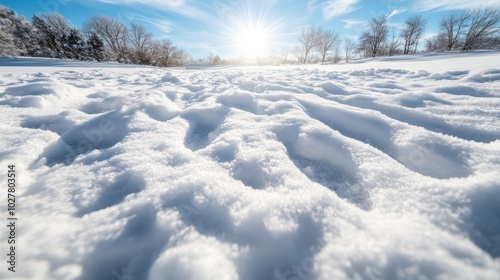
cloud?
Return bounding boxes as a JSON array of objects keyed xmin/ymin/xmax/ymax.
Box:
[
  {"xmin": 412, "ymin": 0, "xmax": 499, "ymax": 12},
  {"xmin": 127, "ymin": 14, "xmax": 174, "ymax": 35},
  {"xmin": 322, "ymin": 0, "xmax": 360, "ymax": 20},
  {"xmin": 307, "ymin": 0, "xmax": 319, "ymax": 12},
  {"xmin": 341, "ymin": 19, "xmax": 365, "ymax": 29},
  {"xmin": 421, "ymin": 32, "xmax": 438, "ymax": 41},
  {"xmin": 93, "ymin": 0, "xmax": 208, "ymax": 19},
  {"xmin": 96, "ymin": 0, "xmax": 185, "ymax": 8},
  {"xmin": 387, "ymin": 9, "xmax": 406, "ymax": 19}
]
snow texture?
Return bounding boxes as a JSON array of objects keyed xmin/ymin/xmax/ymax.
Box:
[{"xmin": 1, "ymin": 52, "xmax": 500, "ymax": 280}]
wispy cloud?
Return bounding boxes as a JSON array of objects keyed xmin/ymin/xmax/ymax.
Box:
[
  {"xmin": 127, "ymin": 14, "xmax": 174, "ymax": 36},
  {"xmin": 96, "ymin": 0, "xmax": 185, "ymax": 9},
  {"xmin": 93, "ymin": 0, "xmax": 209, "ymax": 20},
  {"xmin": 306, "ymin": 0, "xmax": 319, "ymax": 12},
  {"xmin": 341, "ymin": 19, "xmax": 365, "ymax": 29},
  {"xmin": 387, "ymin": 9, "xmax": 406, "ymax": 19},
  {"xmin": 412, "ymin": 0, "xmax": 499, "ymax": 12},
  {"xmin": 322, "ymin": 0, "xmax": 360, "ymax": 20}
]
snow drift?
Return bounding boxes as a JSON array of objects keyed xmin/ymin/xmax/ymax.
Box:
[{"xmin": 1, "ymin": 52, "xmax": 500, "ymax": 280}]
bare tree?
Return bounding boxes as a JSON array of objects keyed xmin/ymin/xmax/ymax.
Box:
[
  {"xmin": 388, "ymin": 28, "xmax": 402, "ymax": 56},
  {"xmin": 83, "ymin": 15, "xmax": 129, "ymax": 61},
  {"xmin": 425, "ymin": 38, "xmax": 434, "ymax": 52},
  {"xmin": 316, "ymin": 27, "xmax": 339, "ymax": 63},
  {"xmin": 359, "ymin": 15, "xmax": 389, "ymax": 57},
  {"xmin": 488, "ymin": 36, "xmax": 500, "ymax": 49},
  {"xmin": 129, "ymin": 22, "xmax": 152, "ymax": 64},
  {"xmin": 344, "ymin": 37, "xmax": 356, "ymax": 62},
  {"xmin": 425, "ymin": 33, "xmax": 448, "ymax": 52},
  {"xmin": 150, "ymin": 39, "xmax": 180, "ymax": 67},
  {"xmin": 379, "ymin": 41, "xmax": 389, "ymax": 56},
  {"xmin": 462, "ymin": 7, "xmax": 500, "ymax": 51},
  {"xmin": 162, "ymin": 47, "xmax": 188, "ymax": 66},
  {"xmin": 213, "ymin": 54, "xmax": 222, "ymax": 65},
  {"xmin": 269, "ymin": 46, "xmax": 292, "ymax": 64},
  {"xmin": 298, "ymin": 25, "xmax": 321, "ymax": 63},
  {"xmin": 401, "ymin": 14, "xmax": 427, "ymax": 54},
  {"xmin": 41, "ymin": 13, "xmax": 72, "ymax": 36},
  {"xmin": 279, "ymin": 46, "xmax": 291, "ymax": 64},
  {"xmin": 172, "ymin": 49, "xmax": 189, "ymax": 66},
  {"xmin": 440, "ymin": 11, "xmax": 471, "ymax": 51},
  {"xmin": 292, "ymin": 46, "xmax": 305, "ymax": 64},
  {"xmin": 206, "ymin": 52, "xmax": 214, "ymax": 65},
  {"xmin": 332, "ymin": 46, "xmax": 342, "ymax": 63}
]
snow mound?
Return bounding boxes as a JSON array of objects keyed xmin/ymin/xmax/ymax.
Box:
[{"xmin": 1, "ymin": 53, "xmax": 500, "ymax": 280}]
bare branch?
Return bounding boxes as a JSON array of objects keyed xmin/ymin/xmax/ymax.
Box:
[
  {"xmin": 401, "ymin": 14, "xmax": 427, "ymax": 54},
  {"xmin": 462, "ymin": 7, "xmax": 500, "ymax": 51},
  {"xmin": 130, "ymin": 22, "xmax": 152, "ymax": 64},
  {"xmin": 83, "ymin": 15, "xmax": 129, "ymax": 61},
  {"xmin": 440, "ymin": 11, "xmax": 471, "ymax": 51},
  {"xmin": 298, "ymin": 25, "xmax": 321, "ymax": 63},
  {"xmin": 316, "ymin": 27, "xmax": 340, "ymax": 63},
  {"xmin": 344, "ymin": 37, "xmax": 356, "ymax": 62},
  {"xmin": 359, "ymin": 15, "xmax": 389, "ymax": 57}
]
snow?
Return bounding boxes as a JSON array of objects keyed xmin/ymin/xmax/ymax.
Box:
[{"xmin": 1, "ymin": 52, "xmax": 500, "ymax": 280}]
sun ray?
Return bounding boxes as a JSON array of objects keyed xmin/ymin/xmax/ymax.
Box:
[{"xmin": 220, "ymin": 1, "xmax": 287, "ymax": 60}]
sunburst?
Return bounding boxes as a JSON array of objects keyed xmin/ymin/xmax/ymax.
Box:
[{"xmin": 222, "ymin": 1, "xmax": 285, "ymax": 60}]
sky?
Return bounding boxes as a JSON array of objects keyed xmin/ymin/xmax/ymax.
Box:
[{"xmin": 1, "ymin": 0, "xmax": 498, "ymax": 59}]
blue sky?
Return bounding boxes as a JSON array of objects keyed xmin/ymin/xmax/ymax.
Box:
[{"xmin": 1, "ymin": 0, "xmax": 497, "ymax": 58}]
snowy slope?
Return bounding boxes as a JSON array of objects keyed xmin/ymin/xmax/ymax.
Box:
[{"xmin": 1, "ymin": 52, "xmax": 500, "ymax": 280}]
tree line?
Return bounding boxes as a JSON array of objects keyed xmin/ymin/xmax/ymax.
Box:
[
  {"xmin": 289, "ymin": 6, "xmax": 499, "ymax": 64},
  {"xmin": 0, "ymin": 5, "xmax": 189, "ymax": 67},
  {"xmin": 427, "ymin": 8, "xmax": 500, "ymax": 52},
  {"xmin": 1, "ymin": 4, "xmax": 499, "ymax": 66}
]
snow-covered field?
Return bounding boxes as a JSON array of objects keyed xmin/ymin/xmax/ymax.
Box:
[{"xmin": 1, "ymin": 52, "xmax": 500, "ymax": 280}]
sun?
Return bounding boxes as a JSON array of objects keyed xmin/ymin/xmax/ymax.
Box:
[
  {"xmin": 222, "ymin": 1, "xmax": 284, "ymax": 61},
  {"xmin": 235, "ymin": 25, "xmax": 270, "ymax": 58}
]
